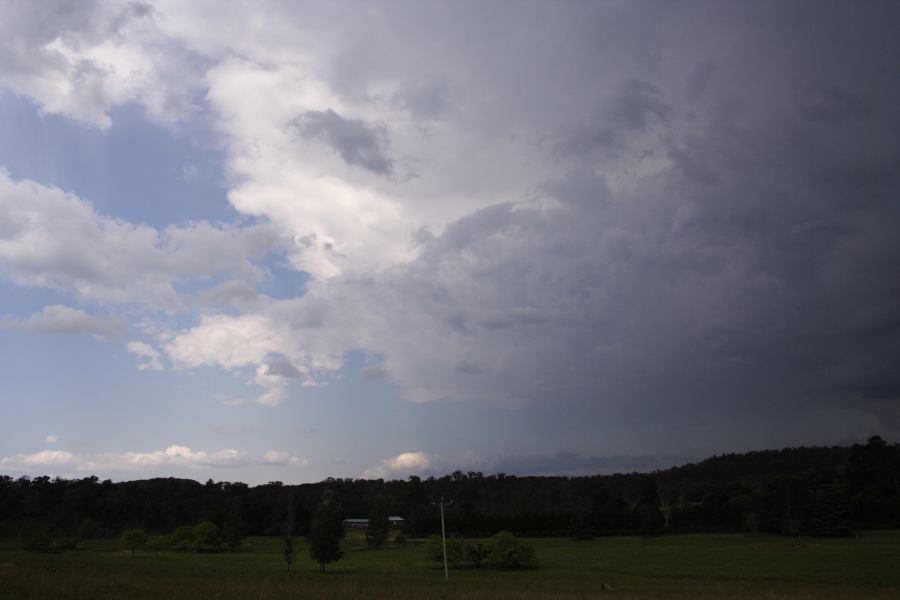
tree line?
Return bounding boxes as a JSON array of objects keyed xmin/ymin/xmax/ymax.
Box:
[{"xmin": 1, "ymin": 437, "xmax": 897, "ymax": 541}]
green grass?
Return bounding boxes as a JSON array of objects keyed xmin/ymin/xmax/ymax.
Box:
[{"xmin": 2, "ymin": 531, "xmax": 899, "ymax": 599}]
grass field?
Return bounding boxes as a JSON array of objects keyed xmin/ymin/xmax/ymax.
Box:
[{"xmin": 2, "ymin": 531, "xmax": 899, "ymax": 599}]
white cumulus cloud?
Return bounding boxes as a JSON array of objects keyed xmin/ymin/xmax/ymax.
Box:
[
  {"xmin": 363, "ymin": 451, "xmax": 432, "ymax": 479},
  {"xmin": 262, "ymin": 450, "xmax": 308, "ymax": 467},
  {"xmin": 126, "ymin": 341, "xmax": 164, "ymax": 371}
]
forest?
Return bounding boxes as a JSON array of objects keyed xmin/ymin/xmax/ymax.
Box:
[{"xmin": 1, "ymin": 437, "xmax": 897, "ymax": 542}]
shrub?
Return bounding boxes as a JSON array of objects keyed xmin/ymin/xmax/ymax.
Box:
[
  {"xmin": 121, "ymin": 529, "xmax": 149, "ymax": 557},
  {"xmin": 464, "ymin": 541, "xmax": 489, "ymax": 568},
  {"xmin": 486, "ymin": 531, "xmax": 534, "ymax": 570},
  {"xmin": 169, "ymin": 525, "xmax": 194, "ymax": 551},
  {"xmin": 425, "ymin": 534, "xmax": 464, "ymax": 568},
  {"xmin": 190, "ymin": 521, "xmax": 223, "ymax": 552},
  {"xmin": 394, "ymin": 533, "xmax": 407, "ymax": 547}
]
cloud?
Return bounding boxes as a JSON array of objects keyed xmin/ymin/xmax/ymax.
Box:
[
  {"xmin": 0, "ymin": 1, "xmax": 898, "ymax": 459},
  {"xmin": 126, "ymin": 341, "xmax": 163, "ymax": 371},
  {"xmin": 78, "ymin": 445, "xmax": 250, "ymax": 471},
  {"xmin": 361, "ymin": 450, "xmax": 692, "ymax": 479},
  {"xmin": 1, "ymin": 305, "xmax": 122, "ymax": 337},
  {"xmin": 556, "ymin": 78, "xmax": 672, "ymax": 157},
  {"xmin": 478, "ymin": 452, "xmax": 689, "ymax": 477},
  {"xmin": 363, "ymin": 451, "xmax": 432, "ymax": 479},
  {"xmin": 0, "ymin": 171, "xmax": 277, "ymax": 310},
  {"xmin": 218, "ymin": 395, "xmax": 247, "ymax": 407},
  {"xmin": 0, "ymin": 445, "xmax": 305, "ymax": 473},
  {"xmin": 44, "ymin": 434, "xmax": 58, "ymax": 444},
  {"xmin": 0, "ymin": 0, "xmax": 196, "ymax": 127},
  {"xmin": 262, "ymin": 450, "xmax": 308, "ymax": 467},
  {"xmin": 394, "ymin": 80, "xmax": 452, "ymax": 120},
  {"xmin": 1, "ymin": 449, "xmax": 75, "ymax": 468},
  {"xmin": 163, "ymin": 308, "xmax": 344, "ymax": 405},
  {"xmin": 293, "ymin": 109, "xmax": 394, "ymax": 176}
]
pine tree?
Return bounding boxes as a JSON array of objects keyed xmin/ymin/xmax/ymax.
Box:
[
  {"xmin": 366, "ymin": 496, "xmax": 390, "ymax": 549},
  {"xmin": 308, "ymin": 490, "xmax": 344, "ymax": 572},
  {"xmin": 282, "ymin": 496, "xmax": 295, "ymax": 570},
  {"xmin": 223, "ymin": 497, "xmax": 246, "ymax": 551},
  {"xmin": 812, "ymin": 484, "xmax": 853, "ymax": 537}
]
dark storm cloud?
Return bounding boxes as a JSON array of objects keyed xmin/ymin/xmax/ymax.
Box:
[
  {"xmin": 329, "ymin": 0, "xmax": 900, "ymax": 448},
  {"xmin": 293, "ymin": 109, "xmax": 394, "ymax": 176},
  {"xmin": 801, "ymin": 84, "xmax": 872, "ymax": 125},
  {"xmin": 555, "ymin": 79, "xmax": 672, "ymax": 157},
  {"xmin": 395, "ymin": 80, "xmax": 452, "ymax": 120},
  {"xmin": 683, "ymin": 61, "xmax": 717, "ymax": 102}
]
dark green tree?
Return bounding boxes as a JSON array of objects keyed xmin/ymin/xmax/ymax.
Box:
[
  {"xmin": 169, "ymin": 525, "xmax": 194, "ymax": 551},
  {"xmin": 121, "ymin": 528, "xmax": 148, "ymax": 557},
  {"xmin": 223, "ymin": 496, "xmax": 246, "ymax": 551},
  {"xmin": 282, "ymin": 497, "xmax": 295, "ymax": 571},
  {"xmin": 308, "ymin": 490, "xmax": 344, "ymax": 572},
  {"xmin": 425, "ymin": 534, "xmax": 464, "ymax": 568},
  {"xmin": 77, "ymin": 518, "xmax": 99, "ymax": 540},
  {"xmin": 190, "ymin": 521, "xmax": 223, "ymax": 552},
  {"xmin": 464, "ymin": 541, "xmax": 488, "ymax": 568},
  {"xmin": 366, "ymin": 496, "xmax": 390, "ymax": 549},
  {"xmin": 568, "ymin": 512, "xmax": 595, "ymax": 541},
  {"xmin": 812, "ymin": 484, "xmax": 853, "ymax": 537},
  {"xmin": 637, "ymin": 477, "xmax": 665, "ymax": 535}
]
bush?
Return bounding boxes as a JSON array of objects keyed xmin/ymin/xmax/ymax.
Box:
[
  {"xmin": 121, "ymin": 529, "xmax": 148, "ymax": 557},
  {"xmin": 394, "ymin": 533, "xmax": 407, "ymax": 547},
  {"xmin": 464, "ymin": 541, "xmax": 488, "ymax": 568},
  {"xmin": 486, "ymin": 531, "xmax": 534, "ymax": 569},
  {"xmin": 22, "ymin": 531, "xmax": 79, "ymax": 553},
  {"xmin": 425, "ymin": 534, "xmax": 464, "ymax": 568},
  {"xmin": 169, "ymin": 525, "xmax": 194, "ymax": 551},
  {"xmin": 190, "ymin": 521, "xmax": 223, "ymax": 552}
]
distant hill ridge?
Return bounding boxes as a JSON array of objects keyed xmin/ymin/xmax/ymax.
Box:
[{"xmin": 2, "ymin": 438, "xmax": 897, "ymax": 538}]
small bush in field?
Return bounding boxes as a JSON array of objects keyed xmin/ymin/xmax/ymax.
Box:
[
  {"xmin": 121, "ymin": 529, "xmax": 149, "ymax": 557},
  {"xmin": 425, "ymin": 534, "xmax": 464, "ymax": 568},
  {"xmin": 465, "ymin": 541, "xmax": 489, "ymax": 568},
  {"xmin": 169, "ymin": 525, "xmax": 194, "ymax": 551},
  {"xmin": 486, "ymin": 531, "xmax": 534, "ymax": 569},
  {"xmin": 189, "ymin": 521, "xmax": 223, "ymax": 552}
]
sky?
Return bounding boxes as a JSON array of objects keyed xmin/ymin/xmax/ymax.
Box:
[{"xmin": 0, "ymin": 0, "xmax": 898, "ymax": 484}]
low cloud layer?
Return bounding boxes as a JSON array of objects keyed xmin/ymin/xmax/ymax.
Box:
[
  {"xmin": 362, "ymin": 450, "xmax": 691, "ymax": 480},
  {"xmin": 1, "ymin": 445, "xmax": 307, "ymax": 475}
]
